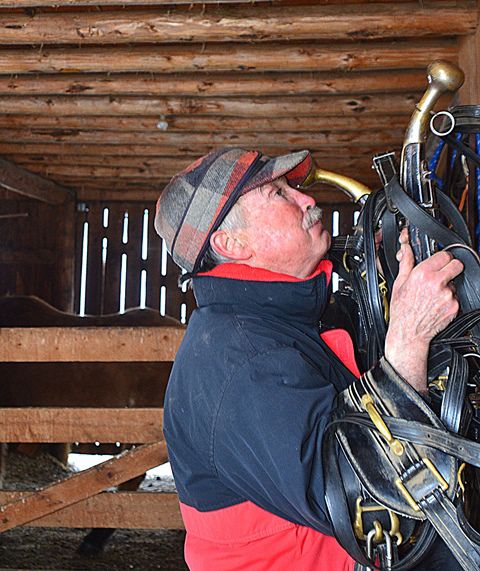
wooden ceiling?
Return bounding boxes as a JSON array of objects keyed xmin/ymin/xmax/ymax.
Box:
[{"xmin": 0, "ymin": 0, "xmax": 477, "ymax": 204}]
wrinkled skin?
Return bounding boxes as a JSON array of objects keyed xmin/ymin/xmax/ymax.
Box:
[
  {"xmin": 385, "ymin": 229, "xmax": 463, "ymax": 391},
  {"xmin": 212, "ymin": 180, "xmax": 464, "ymax": 392},
  {"xmin": 221, "ymin": 177, "xmax": 331, "ymax": 278}
]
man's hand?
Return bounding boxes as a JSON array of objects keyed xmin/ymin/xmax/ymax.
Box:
[{"xmin": 384, "ymin": 229, "xmax": 463, "ymax": 392}]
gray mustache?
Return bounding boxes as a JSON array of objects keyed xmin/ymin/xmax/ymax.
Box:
[{"xmin": 303, "ymin": 206, "xmax": 323, "ymax": 230}]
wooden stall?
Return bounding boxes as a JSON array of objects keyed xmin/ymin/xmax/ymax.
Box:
[{"xmin": 0, "ymin": 0, "xmax": 478, "ymax": 554}]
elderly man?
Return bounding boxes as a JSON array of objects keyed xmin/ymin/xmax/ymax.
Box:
[{"xmin": 154, "ymin": 148, "xmax": 462, "ymax": 570}]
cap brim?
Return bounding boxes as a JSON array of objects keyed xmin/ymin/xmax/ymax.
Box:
[{"xmin": 240, "ymin": 150, "xmax": 312, "ymax": 195}]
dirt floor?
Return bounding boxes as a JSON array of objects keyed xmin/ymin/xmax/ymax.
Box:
[{"xmin": 0, "ymin": 449, "xmax": 188, "ymax": 571}]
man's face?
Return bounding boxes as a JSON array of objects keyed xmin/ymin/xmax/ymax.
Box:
[{"xmin": 234, "ymin": 177, "xmax": 331, "ymax": 278}]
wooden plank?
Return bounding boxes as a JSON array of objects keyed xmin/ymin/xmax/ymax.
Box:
[
  {"xmin": 0, "ymin": 158, "xmax": 73, "ymax": 205},
  {"xmin": 23, "ymin": 156, "xmax": 385, "ymax": 180},
  {"xmin": 459, "ymin": 9, "xmax": 480, "ymax": 105},
  {"xmin": 0, "ymin": 138, "xmax": 403, "ymax": 158},
  {"xmin": 0, "ymin": 70, "xmax": 426, "ymax": 97},
  {"xmin": 0, "ymin": 127, "xmax": 406, "ymax": 150},
  {"xmin": 0, "ymin": 407, "xmax": 164, "ymax": 443},
  {"xmin": 0, "ymin": 113, "xmax": 411, "ymax": 133},
  {"xmin": 0, "ymin": 4, "xmax": 474, "ymax": 45},
  {"xmin": 0, "ymin": 92, "xmax": 423, "ymax": 117},
  {"xmin": 0, "ymin": 326, "xmax": 185, "ymax": 362},
  {"xmin": 124, "ymin": 204, "xmax": 145, "ymax": 310},
  {"xmin": 0, "ymin": 441, "xmax": 168, "ymax": 532},
  {"xmin": 53, "ymin": 198, "xmax": 76, "ymax": 312},
  {"xmin": 146, "ymin": 204, "xmax": 162, "ymax": 311},
  {"xmin": 0, "ymin": 491, "xmax": 183, "ymax": 530},
  {"xmin": 9, "ymin": 146, "xmax": 398, "ymax": 169},
  {"xmin": 0, "ymin": 0, "xmax": 420, "ymax": 5},
  {"xmin": 84, "ymin": 203, "xmax": 106, "ymax": 315},
  {"xmin": 77, "ymin": 189, "xmax": 162, "ymax": 202},
  {"xmin": 0, "ymin": 40, "xmax": 456, "ymax": 75},
  {"xmin": 102, "ymin": 203, "xmax": 125, "ymax": 314}
]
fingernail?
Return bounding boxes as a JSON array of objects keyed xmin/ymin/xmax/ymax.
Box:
[{"xmin": 396, "ymin": 249, "xmax": 403, "ymax": 261}]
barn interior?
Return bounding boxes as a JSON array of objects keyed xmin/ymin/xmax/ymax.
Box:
[{"xmin": 0, "ymin": 0, "xmax": 479, "ymax": 569}]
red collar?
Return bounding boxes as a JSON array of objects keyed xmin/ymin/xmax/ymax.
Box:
[{"xmin": 197, "ymin": 260, "xmax": 332, "ymax": 284}]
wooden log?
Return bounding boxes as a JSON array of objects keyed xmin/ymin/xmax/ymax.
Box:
[
  {"xmin": 0, "ymin": 126, "xmax": 406, "ymax": 147},
  {"xmin": 0, "ymin": 408, "xmax": 164, "ymax": 443},
  {"xmin": 9, "ymin": 146, "xmax": 392, "ymax": 168},
  {"xmin": 0, "ymin": 40, "xmax": 456, "ymax": 74},
  {"xmin": 0, "ymin": 0, "xmax": 414, "ymax": 5},
  {"xmin": 0, "ymin": 129, "xmax": 404, "ymax": 151},
  {"xmin": 0, "ymin": 139, "xmax": 403, "ymax": 159},
  {"xmin": 0, "ymin": 326, "xmax": 185, "ymax": 362},
  {"xmin": 25, "ymin": 157, "xmax": 377, "ymax": 180},
  {"xmin": 0, "ymin": 113, "xmax": 411, "ymax": 133},
  {"xmin": 0, "ymin": 70, "xmax": 426, "ymax": 97},
  {"xmin": 459, "ymin": 18, "xmax": 480, "ymax": 105},
  {"xmin": 0, "ymin": 491, "xmax": 183, "ymax": 530},
  {"xmin": 0, "ymin": 158, "xmax": 73, "ymax": 205},
  {"xmin": 0, "ymin": 92, "xmax": 422, "ymax": 117},
  {"xmin": 0, "ymin": 0, "xmax": 269, "ymax": 4},
  {"xmin": 0, "ymin": 4, "xmax": 474, "ymax": 45},
  {"xmin": 0, "ymin": 441, "xmax": 168, "ymax": 532}
]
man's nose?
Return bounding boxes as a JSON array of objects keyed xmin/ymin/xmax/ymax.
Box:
[{"xmin": 292, "ymin": 188, "xmax": 316, "ymax": 210}]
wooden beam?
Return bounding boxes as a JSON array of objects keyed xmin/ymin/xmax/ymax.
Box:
[
  {"xmin": 24, "ymin": 157, "xmax": 378, "ymax": 180},
  {"xmin": 0, "ymin": 491, "xmax": 183, "ymax": 530},
  {"xmin": 0, "ymin": 127, "xmax": 406, "ymax": 147},
  {"xmin": 0, "ymin": 0, "xmax": 415, "ymax": 5},
  {"xmin": 0, "ymin": 138, "xmax": 402, "ymax": 158},
  {"xmin": 0, "ymin": 326, "xmax": 185, "ymax": 362},
  {"xmin": 9, "ymin": 147, "xmax": 391, "ymax": 169},
  {"xmin": 0, "ymin": 4, "xmax": 474, "ymax": 45},
  {"xmin": 0, "ymin": 93, "xmax": 423, "ymax": 117},
  {"xmin": 0, "ymin": 70, "xmax": 426, "ymax": 97},
  {"xmin": 0, "ymin": 408, "xmax": 164, "ymax": 443},
  {"xmin": 459, "ymin": 8, "xmax": 480, "ymax": 105},
  {"xmin": 0, "ymin": 441, "xmax": 167, "ymax": 532},
  {"xmin": 0, "ymin": 40, "xmax": 456, "ymax": 74},
  {"xmin": 0, "ymin": 158, "xmax": 74, "ymax": 204},
  {"xmin": 0, "ymin": 113, "xmax": 411, "ymax": 133}
]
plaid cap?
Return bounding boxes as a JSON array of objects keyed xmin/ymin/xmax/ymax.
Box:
[{"xmin": 154, "ymin": 147, "xmax": 312, "ymax": 274}]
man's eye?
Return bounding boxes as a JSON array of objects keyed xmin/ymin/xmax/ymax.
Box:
[{"xmin": 275, "ymin": 189, "xmax": 284, "ymax": 197}]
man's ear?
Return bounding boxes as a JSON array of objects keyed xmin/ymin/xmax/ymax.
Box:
[{"xmin": 210, "ymin": 229, "xmax": 252, "ymax": 261}]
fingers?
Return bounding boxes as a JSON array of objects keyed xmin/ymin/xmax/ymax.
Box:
[
  {"xmin": 416, "ymin": 250, "xmax": 464, "ymax": 282},
  {"xmin": 398, "ymin": 227, "xmax": 409, "ymax": 245},
  {"xmin": 394, "ymin": 239, "xmax": 415, "ymax": 287}
]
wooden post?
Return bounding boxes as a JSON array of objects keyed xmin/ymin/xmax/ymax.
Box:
[
  {"xmin": 0, "ymin": 491, "xmax": 184, "ymax": 529},
  {"xmin": 0, "ymin": 326, "xmax": 185, "ymax": 362},
  {"xmin": 458, "ymin": 8, "xmax": 480, "ymax": 246},
  {"xmin": 54, "ymin": 196, "xmax": 76, "ymax": 312}
]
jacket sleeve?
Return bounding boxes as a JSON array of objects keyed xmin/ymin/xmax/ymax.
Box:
[{"xmin": 212, "ymin": 346, "xmax": 339, "ymax": 535}]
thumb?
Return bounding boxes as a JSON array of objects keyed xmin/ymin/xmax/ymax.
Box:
[{"xmin": 394, "ymin": 241, "xmax": 415, "ymax": 288}]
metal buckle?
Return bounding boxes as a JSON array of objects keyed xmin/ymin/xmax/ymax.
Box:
[
  {"xmin": 354, "ymin": 497, "xmax": 403, "ymax": 545},
  {"xmin": 395, "ymin": 457, "xmax": 449, "ymax": 512},
  {"xmin": 361, "ymin": 394, "xmax": 404, "ymax": 456}
]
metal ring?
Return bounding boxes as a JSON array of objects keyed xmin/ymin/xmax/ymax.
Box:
[{"xmin": 430, "ymin": 110, "xmax": 455, "ymax": 137}]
